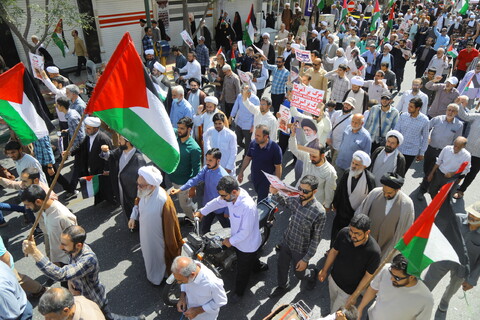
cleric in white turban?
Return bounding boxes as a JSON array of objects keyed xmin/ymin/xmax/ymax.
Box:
[
  {"xmin": 370, "ymin": 130, "xmax": 407, "ymax": 187},
  {"xmin": 84, "ymin": 116, "xmax": 101, "ymax": 128},
  {"xmin": 193, "ymin": 95, "xmax": 225, "ymax": 133}
]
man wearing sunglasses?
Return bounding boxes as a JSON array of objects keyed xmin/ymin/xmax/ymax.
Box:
[
  {"xmin": 357, "ymin": 254, "xmax": 434, "ymax": 320},
  {"xmin": 269, "ymin": 175, "xmax": 326, "ymax": 297}
]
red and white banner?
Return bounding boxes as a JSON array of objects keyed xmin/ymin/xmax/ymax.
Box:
[{"xmin": 291, "ymin": 83, "xmax": 324, "ymax": 116}]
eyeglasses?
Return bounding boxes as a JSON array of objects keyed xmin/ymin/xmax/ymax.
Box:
[
  {"xmin": 389, "ymin": 267, "xmax": 409, "ymax": 281},
  {"xmin": 299, "ymin": 188, "xmax": 312, "ymax": 194},
  {"xmin": 313, "ymin": 63, "xmax": 320, "ymax": 66}
]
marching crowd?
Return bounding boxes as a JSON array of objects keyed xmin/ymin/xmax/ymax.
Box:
[{"xmin": 1, "ymin": 1, "xmax": 480, "ymax": 320}]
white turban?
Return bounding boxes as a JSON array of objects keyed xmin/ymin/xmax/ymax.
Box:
[
  {"xmin": 384, "ymin": 43, "xmax": 392, "ymax": 51},
  {"xmin": 204, "ymin": 96, "xmax": 219, "ymax": 105},
  {"xmin": 351, "ymin": 76, "xmax": 364, "ymax": 86},
  {"xmin": 291, "ymin": 43, "xmax": 301, "ymax": 50},
  {"xmin": 386, "ymin": 130, "xmax": 404, "ymax": 146},
  {"xmin": 138, "ymin": 166, "xmax": 163, "ymax": 186},
  {"xmin": 321, "ymin": 21, "xmax": 328, "ymax": 26},
  {"xmin": 153, "ymin": 62, "xmax": 165, "ymax": 73},
  {"xmin": 353, "ymin": 150, "xmax": 371, "ymax": 167},
  {"xmin": 145, "ymin": 49, "xmax": 154, "ymax": 55},
  {"xmin": 46, "ymin": 66, "xmax": 59, "ymax": 74},
  {"xmin": 262, "ymin": 32, "xmax": 270, "ymax": 38},
  {"xmin": 84, "ymin": 116, "xmax": 101, "ymax": 128},
  {"xmin": 337, "ymin": 48, "xmax": 345, "ymax": 55}
]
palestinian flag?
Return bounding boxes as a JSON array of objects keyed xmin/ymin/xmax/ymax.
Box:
[
  {"xmin": 340, "ymin": 0, "xmax": 349, "ymax": 23},
  {"xmin": 317, "ymin": 0, "xmax": 325, "ymax": 12},
  {"xmin": 51, "ymin": 19, "xmax": 69, "ymax": 57},
  {"xmin": 370, "ymin": 0, "xmax": 381, "ymax": 32},
  {"xmin": 395, "ymin": 162, "xmax": 470, "ymax": 278},
  {"xmin": 458, "ymin": 0, "xmax": 470, "ymax": 15},
  {"xmin": 0, "ymin": 63, "xmax": 54, "ymax": 145},
  {"xmin": 446, "ymin": 44, "xmax": 458, "ymax": 58},
  {"xmin": 85, "ymin": 32, "xmax": 180, "ymax": 174},
  {"xmin": 387, "ymin": 4, "xmax": 395, "ymax": 34},
  {"xmin": 244, "ymin": 4, "xmax": 256, "ymax": 46},
  {"xmin": 386, "ymin": 0, "xmax": 395, "ymax": 9},
  {"xmin": 80, "ymin": 175, "xmax": 100, "ymax": 198},
  {"xmin": 230, "ymin": 49, "xmax": 237, "ymax": 71}
]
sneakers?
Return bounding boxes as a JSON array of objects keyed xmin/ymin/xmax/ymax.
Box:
[
  {"xmin": 269, "ymin": 284, "xmax": 291, "ymax": 298},
  {"xmin": 64, "ymin": 190, "xmax": 79, "ymax": 201},
  {"xmin": 306, "ymin": 269, "xmax": 319, "ymax": 290}
]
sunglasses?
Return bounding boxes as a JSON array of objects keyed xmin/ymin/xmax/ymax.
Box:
[
  {"xmin": 389, "ymin": 267, "xmax": 409, "ymax": 281},
  {"xmin": 313, "ymin": 63, "xmax": 320, "ymax": 66},
  {"xmin": 299, "ymin": 188, "xmax": 312, "ymax": 194}
]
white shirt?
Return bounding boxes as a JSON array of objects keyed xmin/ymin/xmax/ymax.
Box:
[
  {"xmin": 200, "ymin": 188, "xmax": 262, "ymax": 252},
  {"xmin": 427, "ymin": 55, "xmax": 449, "ymax": 76},
  {"xmin": 396, "ymin": 89, "xmax": 429, "ymax": 115},
  {"xmin": 88, "ymin": 131, "xmax": 99, "ymax": 152},
  {"xmin": 42, "ymin": 77, "xmax": 67, "ymax": 121},
  {"xmin": 194, "ymin": 111, "xmax": 219, "ymax": 133},
  {"xmin": 329, "ymin": 111, "xmax": 352, "ymax": 150},
  {"xmin": 325, "ymin": 55, "xmax": 348, "ymax": 71},
  {"xmin": 436, "ymin": 145, "xmax": 471, "ymax": 175},
  {"xmin": 203, "ymin": 127, "xmax": 237, "ymax": 171},
  {"xmin": 243, "ymin": 98, "xmax": 278, "ymax": 141},
  {"xmin": 180, "ymin": 262, "xmax": 228, "ymax": 320},
  {"xmin": 385, "ymin": 192, "xmax": 399, "ymax": 215},
  {"xmin": 179, "ymin": 60, "xmax": 202, "ymax": 88}
]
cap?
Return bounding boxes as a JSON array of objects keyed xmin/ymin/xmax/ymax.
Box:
[
  {"xmin": 343, "ymin": 97, "xmax": 356, "ymax": 108},
  {"xmin": 311, "ymin": 30, "xmax": 319, "ymax": 35},
  {"xmin": 446, "ymin": 77, "xmax": 459, "ymax": 85},
  {"xmin": 466, "ymin": 201, "xmax": 480, "ymax": 218},
  {"xmin": 381, "ymin": 93, "xmax": 392, "ymax": 99}
]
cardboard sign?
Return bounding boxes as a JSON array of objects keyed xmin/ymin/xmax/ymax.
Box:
[
  {"xmin": 180, "ymin": 30, "xmax": 194, "ymax": 48},
  {"xmin": 291, "ymin": 83, "xmax": 324, "ymax": 116},
  {"xmin": 278, "ymin": 105, "xmax": 291, "ymax": 134},
  {"xmin": 29, "ymin": 52, "xmax": 44, "ymax": 80},
  {"xmin": 294, "ymin": 48, "xmax": 312, "ymax": 64},
  {"xmin": 237, "ymin": 41, "xmax": 244, "ymax": 54},
  {"xmin": 263, "ymin": 171, "xmax": 300, "ymax": 197},
  {"xmin": 252, "ymin": 44, "xmax": 264, "ymax": 57}
]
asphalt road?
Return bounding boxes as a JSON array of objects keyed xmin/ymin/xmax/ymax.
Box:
[{"xmin": 0, "ymin": 59, "xmax": 479, "ymax": 320}]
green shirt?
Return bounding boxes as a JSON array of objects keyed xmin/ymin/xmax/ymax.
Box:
[{"xmin": 168, "ymin": 133, "xmax": 202, "ymax": 185}]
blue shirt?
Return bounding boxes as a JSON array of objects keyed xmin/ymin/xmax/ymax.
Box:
[
  {"xmin": 336, "ymin": 126, "xmax": 372, "ymax": 170},
  {"xmin": 70, "ymin": 97, "xmax": 86, "ymax": 115},
  {"xmin": 395, "ymin": 113, "xmax": 430, "ymax": 156},
  {"xmin": 170, "ymin": 99, "xmax": 194, "ymax": 128},
  {"xmin": 176, "ymin": 54, "xmax": 188, "ymax": 70},
  {"xmin": 180, "ymin": 165, "xmax": 228, "ymax": 214},
  {"xmin": 0, "ymin": 261, "xmax": 28, "ymax": 319},
  {"xmin": 33, "ymin": 135, "xmax": 55, "ymax": 166},
  {"xmin": 247, "ymin": 139, "xmax": 282, "ymax": 185},
  {"xmin": 263, "ymin": 61, "xmax": 290, "ymax": 95},
  {"xmin": 361, "ymin": 50, "xmax": 378, "ymax": 74},
  {"xmin": 231, "ymin": 94, "xmax": 256, "ymax": 130},
  {"xmin": 433, "ymin": 28, "xmax": 450, "ymax": 51}
]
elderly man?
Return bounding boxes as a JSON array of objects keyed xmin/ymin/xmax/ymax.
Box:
[
  {"xmin": 170, "ymin": 86, "xmax": 194, "ymax": 128},
  {"xmin": 356, "ymin": 173, "xmax": 414, "ymax": 261},
  {"xmin": 369, "ymin": 130, "xmax": 406, "ymax": 187},
  {"xmin": 418, "ymin": 104, "xmax": 464, "ymax": 198},
  {"xmin": 179, "ymin": 52, "xmax": 202, "ymax": 90},
  {"xmin": 323, "ymin": 35, "xmax": 339, "ymax": 72},
  {"xmin": 128, "ymin": 166, "xmax": 182, "ymax": 285},
  {"xmin": 325, "ymin": 48, "xmax": 348, "ymax": 72},
  {"xmin": 241, "ymin": 87, "xmax": 278, "ymax": 141},
  {"xmin": 331, "ymin": 151, "xmax": 376, "ymax": 246},
  {"xmin": 425, "ymin": 76, "xmax": 460, "ymax": 118},
  {"xmin": 335, "ymin": 114, "xmax": 372, "ymax": 178},
  {"xmin": 342, "ymin": 76, "xmax": 369, "ymax": 113},
  {"xmin": 65, "ymin": 84, "xmax": 86, "ymax": 115},
  {"xmin": 220, "ymin": 64, "xmax": 241, "ymax": 118},
  {"xmin": 427, "ymin": 136, "xmax": 471, "ymax": 198},
  {"xmin": 194, "ymin": 176, "xmax": 267, "ymax": 303},
  {"xmin": 327, "ymin": 98, "xmax": 355, "ymax": 165},
  {"xmin": 194, "ymin": 96, "xmax": 222, "ymax": 135},
  {"xmin": 396, "ymin": 79, "xmax": 429, "ymax": 114},
  {"xmin": 203, "ymin": 113, "xmax": 236, "ymax": 175},
  {"xmin": 361, "ymin": 43, "xmax": 379, "ymax": 80},
  {"xmin": 373, "ymin": 44, "xmax": 394, "ymax": 74},
  {"xmin": 171, "ymin": 256, "xmax": 227, "ymax": 320},
  {"xmin": 426, "ymin": 48, "xmax": 449, "ymax": 78},
  {"xmin": 256, "ymin": 32, "xmax": 275, "ymax": 65},
  {"xmin": 364, "ymin": 94, "xmax": 399, "ymax": 151},
  {"xmin": 307, "ymin": 30, "xmax": 320, "ymax": 52},
  {"xmin": 423, "ymin": 201, "xmax": 480, "ymax": 317}
]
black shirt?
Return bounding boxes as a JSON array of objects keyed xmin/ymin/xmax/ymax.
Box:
[{"xmin": 331, "ymin": 227, "xmax": 381, "ymax": 294}]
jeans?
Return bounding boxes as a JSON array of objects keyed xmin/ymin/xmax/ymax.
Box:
[
  {"xmin": 17, "ymin": 301, "xmax": 33, "ymax": 320},
  {"xmin": 423, "ymin": 261, "xmax": 464, "ymax": 312}
]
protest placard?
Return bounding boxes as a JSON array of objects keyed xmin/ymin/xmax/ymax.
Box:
[
  {"xmin": 180, "ymin": 30, "xmax": 194, "ymax": 48},
  {"xmin": 295, "ymin": 48, "xmax": 312, "ymax": 64},
  {"xmin": 291, "ymin": 83, "xmax": 324, "ymax": 116},
  {"xmin": 252, "ymin": 44, "xmax": 264, "ymax": 57},
  {"xmin": 263, "ymin": 171, "xmax": 300, "ymax": 197},
  {"xmin": 237, "ymin": 41, "xmax": 244, "ymax": 54},
  {"xmin": 28, "ymin": 52, "xmax": 44, "ymax": 80},
  {"xmin": 237, "ymin": 69, "xmax": 251, "ymax": 84},
  {"xmin": 278, "ymin": 105, "xmax": 291, "ymax": 134}
]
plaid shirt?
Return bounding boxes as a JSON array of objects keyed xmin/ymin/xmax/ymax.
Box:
[
  {"xmin": 65, "ymin": 109, "xmax": 85, "ymax": 149},
  {"xmin": 325, "ymin": 70, "xmax": 351, "ymax": 103},
  {"xmin": 36, "ymin": 243, "xmax": 108, "ymax": 309},
  {"xmin": 142, "ymin": 35, "xmax": 153, "ymax": 51},
  {"xmin": 195, "ymin": 44, "xmax": 210, "ymax": 67},
  {"xmin": 273, "ymin": 193, "xmax": 326, "ymax": 262},
  {"xmin": 395, "ymin": 112, "xmax": 430, "ymax": 156},
  {"xmin": 263, "ymin": 61, "xmax": 290, "ymax": 95},
  {"xmin": 364, "ymin": 105, "xmax": 399, "ymax": 143},
  {"xmin": 33, "ymin": 135, "xmax": 55, "ymax": 166}
]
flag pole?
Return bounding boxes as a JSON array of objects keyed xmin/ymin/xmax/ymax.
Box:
[{"xmin": 27, "ymin": 112, "xmax": 88, "ymax": 240}]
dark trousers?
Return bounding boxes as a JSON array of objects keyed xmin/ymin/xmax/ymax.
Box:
[
  {"xmin": 419, "ymin": 146, "xmax": 442, "ymax": 192},
  {"xmin": 271, "ymin": 93, "xmax": 285, "ymax": 114},
  {"xmin": 256, "ymin": 88, "xmax": 265, "ymax": 100},
  {"xmin": 454, "ymin": 69, "xmax": 467, "ymax": 80},
  {"xmin": 253, "ymin": 179, "xmax": 270, "ymax": 202},
  {"xmin": 365, "ymin": 72, "xmax": 375, "ymax": 80},
  {"xmin": 428, "ymin": 169, "xmax": 460, "ymax": 198},
  {"xmin": 234, "ymin": 125, "xmax": 252, "ymax": 149},
  {"xmin": 395, "ymin": 68, "xmax": 405, "ymax": 91},
  {"xmin": 234, "ymin": 247, "xmax": 262, "ymax": 296},
  {"xmin": 458, "ymin": 156, "xmax": 480, "ymax": 192},
  {"xmin": 59, "ymin": 121, "xmax": 69, "ymax": 150},
  {"xmin": 201, "ymin": 66, "xmax": 207, "ymax": 75},
  {"xmin": 415, "ymin": 62, "xmax": 427, "ymax": 78},
  {"xmin": 330, "ymin": 215, "xmax": 350, "ymax": 248},
  {"xmin": 224, "ymin": 102, "xmax": 234, "ymax": 118},
  {"xmin": 76, "ymin": 56, "xmax": 87, "ymax": 76},
  {"xmin": 201, "ymin": 212, "xmax": 230, "ymax": 234},
  {"xmin": 278, "ymin": 133, "xmax": 289, "ymax": 155},
  {"xmin": 277, "ymin": 242, "xmax": 316, "ymax": 288},
  {"xmin": 42, "ymin": 164, "xmax": 74, "ymax": 193},
  {"xmin": 404, "ymin": 155, "xmax": 416, "ymax": 171}
]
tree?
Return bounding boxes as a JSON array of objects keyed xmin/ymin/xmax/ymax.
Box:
[{"xmin": 0, "ymin": 0, "xmax": 93, "ymax": 64}]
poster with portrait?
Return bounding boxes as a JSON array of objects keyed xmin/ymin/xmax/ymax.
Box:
[
  {"xmin": 278, "ymin": 105, "xmax": 291, "ymax": 134},
  {"xmin": 28, "ymin": 52, "xmax": 44, "ymax": 80}
]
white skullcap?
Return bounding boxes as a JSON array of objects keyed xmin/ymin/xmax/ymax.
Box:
[
  {"xmin": 446, "ymin": 77, "xmax": 459, "ymax": 85},
  {"xmin": 145, "ymin": 49, "xmax": 154, "ymax": 55},
  {"xmin": 384, "ymin": 44, "xmax": 392, "ymax": 51},
  {"xmin": 337, "ymin": 48, "xmax": 345, "ymax": 55},
  {"xmin": 327, "ymin": 34, "xmax": 334, "ymax": 39},
  {"xmin": 153, "ymin": 62, "xmax": 165, "ymax": 73},
  {"xmin": 84, "ymin": 116, "xmax": 101, "ymax": 128},
  {"xmin": 46, "ymin": 66, "xmax": 59, "ymax": 74},
  {"xmin": 204, "ymin": 96, "xmax": 219, "ymax": 105},
  {"xmin": 262, "ymin": 32, "xmax": 270, "ymax": 38},
  {"xmin": 138, "ymin": 166, "xmax": 163, "ymax": 186},
  {"xmin": 353, "ymin": 150, "xmax": 371, "ymax": 167},
  {"xmin": 470, "ymin": 14, "xmax": 475, "ymax": 18},
  {"xmin": 291, "ymin": 43, "xmax": 301, "ymax": 49},
  {"xmin": 311, "ymin": 30, "xmax": 319, "ymax": 35},
  {"xmin": 351, "ymin": 76, "xmax": 364, "ymax": 86},
  {"xmin": 321, "ymin": 21, "xmax": 328, "ymax": 26},
  {"xmin": 386, "ymin": 130, "xmax": 404, "ymax": 146}
]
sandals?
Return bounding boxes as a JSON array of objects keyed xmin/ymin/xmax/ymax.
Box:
[{"xmin": 453, "ymin": 191, "xmax": 464, "ymax": 199}]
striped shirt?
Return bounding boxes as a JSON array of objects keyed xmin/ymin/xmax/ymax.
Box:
[
  {"xmin": 394, "ymin": 112, "xmax": 430, "ymax": 156},
  {"xmin": 263, "ymin": 61, "xmax": 290, "ymax": 94},
  {"xmin": 364, "ymin": 105, "xmax": 400, "ymax": 143}
]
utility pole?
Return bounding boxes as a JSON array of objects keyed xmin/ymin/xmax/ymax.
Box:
[{"xmin": 144, "ymin": 0, "xmax": 152, "ymax": 27}]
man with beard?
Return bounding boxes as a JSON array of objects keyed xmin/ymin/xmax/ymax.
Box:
[
  {"xmin": 169, "ymin": 117, "xmax": 202, "ymax": 219},
  {"xmin": 150, "ymin": 62, "xmax": 173, "ymax": 114},
  {"xmin": 179, "ymin": 52, "xmax": 202, "ymax": 90},
  {"xmin": 396, "ymin": 79, "xmax": 429, "ymax": 114},
  {"xmin": 194, "ymin": 95, "xmax": 222, "ymax": 136},
  {"xmin": 220, "ymin": 64, "xmax": 241, "ymax": 118},
  {"xmin": 299, "ymin": 58, "xmax": 329, "ymax": 98},
  {"xmin": 342, "ymin": 76, "xmax": 369, "ymax": 113},
  {"xmin": 242, "ymin": 87, "xmax": 278, "ymax": 141},
  {"xmin": 322, "ymin": 35, "xmax": 339, "ymax": 72},
  {"xmin": 203, "ymin": 113, "xmax": 237, "ymax": 175},
  {"xmin": 335, "ymin": 114, "xmax": 372, "ymax": 178},
  {"xmin": 369, "ymin": 130, "xmax": 406, "ymax": 187},
  {"xmin": 331, "ymin": 151, "xmax": 375, "ymax": 246},
  {"xmin": 194, "ymin": 176, "xmax": 268, "ymax": 303},
  {"xmin": 21, "ymin": 185, "xmax": 77, "ymax": 272},
  {"xmin": 100, "ymin": 136, "xmax": 146, "ymax": 221},
  {"xmin": 170, "ymin": 148, "xmax": 230, "ymax": 234},
  {"xmin": 357, "ymin": 254, "xmax": 434, "ymax": 320},
  {"xmin": 327, "ymin": 98, "xmax": 355, "ymax": 166},
  {"xmin": 129, "ymin": 166, "xmax": 182, "ymax": 286},
  {"xmin": 454, "ymin": 40, "xmax": 479, "ymax": 79},
  {"xmin": 346, "ymin": 48, "xmax": 366, "ymax": 79},
  {"xmin": 186, "ymin": 78, "xmax": 206, "ymax": 114},
  {"xmin": 391, "ymin": 39, "xmax": 411, "ymax": 91},
  {"xmin": 318, "ymin": 214, "xmax": 381, "ymax": 312},
  {"xmin": 364, "ymin": 94, "xmax": 400, "ymax": 151},
  {"xmin": 355, "ymin": 173, "xmax": 414, "ymax": 261},
  {"xmin": 425, "ymin": 77, "xmax": 460, "ymax": 118},
  {"xmin": 269, "ymin": 175, "xmax": 326, "ymax": 297},
  {"xmin": 144, "ymin": 49, "xmax": 157, "ymax": 72}
]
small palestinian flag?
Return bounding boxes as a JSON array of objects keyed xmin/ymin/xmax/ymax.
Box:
[
  {"xmin": 51, "ymin": 19, "xmax": 69, "ymax": 57},
  {"xmin": 370, "ymin": 0, "xmax": 381, "ymax": 32},
  {"xmin": 0, "ymin": 63, "xmax": 54, "ymax": 145},
  {"xmin": 80, "ymin": 175, "xmax": 100, "ymax": 198},
  {"xmin": 230, "ymin": 49, "xmax": 237, "ymax": 71},
  {"xmin": 447, "ymin": 44, "xmax": 458, "ymax": 58}
]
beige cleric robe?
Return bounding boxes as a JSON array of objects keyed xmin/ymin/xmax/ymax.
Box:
[{"xmin": 356, "ymin": 188, "xmax": 414, "ymax": 261}]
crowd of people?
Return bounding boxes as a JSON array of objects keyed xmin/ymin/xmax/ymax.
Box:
[{"xmin": 1, "ymin": 0, "xmax": 480, "ymax": 320}]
